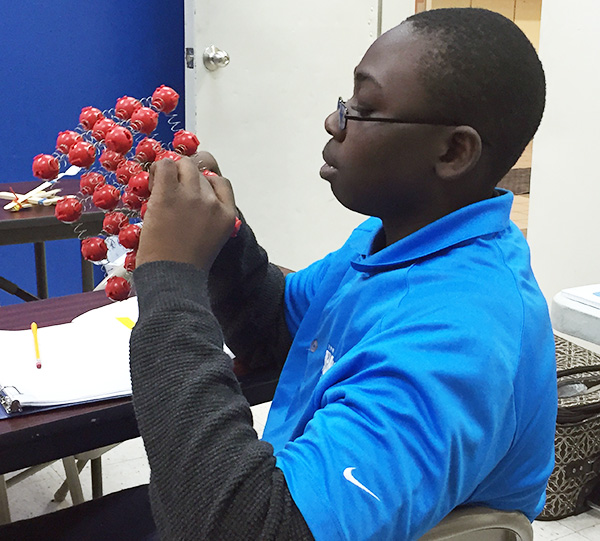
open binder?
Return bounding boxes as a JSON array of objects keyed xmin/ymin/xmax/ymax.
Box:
[{"xmin": 0, "ymin": 297, "xmax": 138, "ymax": 417}]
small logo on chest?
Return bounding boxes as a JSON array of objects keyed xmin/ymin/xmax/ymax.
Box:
[{"xmin": 322, "ymin": 345, "xmax": 335, "ymax": 375}]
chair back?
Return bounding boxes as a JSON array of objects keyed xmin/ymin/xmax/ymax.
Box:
[{"xmin": 419, "ymin": 506, "xmax": 533, "ymax": 541}]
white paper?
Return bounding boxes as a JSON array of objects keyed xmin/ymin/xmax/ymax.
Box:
[
  {"xmin": 561, "ymin": 284, "xmax": 600, "ymax": 311},
  {"xmin": 0, "ymin": 298, "xmax": 138, "ymax": 407}
]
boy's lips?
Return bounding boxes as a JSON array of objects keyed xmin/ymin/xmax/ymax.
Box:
[
  {"xmin": 320, "ymin": 147, "xmax": 338, "ymax": 180},
  {"xmin": 322, "ymin": 145, "xmax": 337, "ymax": 167},
  {"xmin": 320, "ymin": 163, "xmax": 337, "ymax": 181}
]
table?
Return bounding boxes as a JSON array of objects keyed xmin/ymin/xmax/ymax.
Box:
[
  {"xmin": 0, "ymin": 291, "xmax": 131, "ymax": 475},
  {"xmin": 0, "ymin": 291, "xmax": 278, "ymax": 475},
  {"xmin": 0, "ymin": 178, "xmax": 104, "ymax": 298},
  {"xmin": 552, "ymin": 289, "xmax": 600, "ymax": 347}
]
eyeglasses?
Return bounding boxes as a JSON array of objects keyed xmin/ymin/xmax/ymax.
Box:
[{"xmin": 337, "ymin": 97, "xmax": 458, "ymax": 131}]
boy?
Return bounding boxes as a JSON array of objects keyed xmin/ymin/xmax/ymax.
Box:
[{"xmin": 131, "ymin": 7, "xmax": 556, "ymax": 540}]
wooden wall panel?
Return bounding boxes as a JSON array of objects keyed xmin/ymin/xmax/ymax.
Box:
[
  {"xmin": 471, "ymin": 0, "xmax": 515, "ymax": 18},
  {"xmin": 418, "ymin": 1, "xmax": 541, "ymax": 51},
  {"xmin": 515, "ymin": 0, "xmax": 542, "ymax": 49},
  {"xmin": 430, "ymin": 0, "xmax": 471, "ymax": 8}
]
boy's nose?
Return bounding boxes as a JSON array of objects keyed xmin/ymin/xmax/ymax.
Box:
[{"xmin": 324, "ymin": 110, "xmax": 345, "ymax": 142}]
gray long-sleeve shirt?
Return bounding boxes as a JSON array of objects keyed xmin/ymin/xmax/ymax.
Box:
[{"xmin": 130, "ymin": 220, "xmax": 314, "ymax": 540}]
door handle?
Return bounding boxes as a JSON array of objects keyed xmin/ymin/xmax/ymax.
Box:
[{"xmin": 203, "ymin": 45, "xmax": 230, "ymax": 71}]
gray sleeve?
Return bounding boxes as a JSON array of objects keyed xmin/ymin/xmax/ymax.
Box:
[
  {"xmin": 130, "ymin": 261, "xmax": 313, "ymax": 541},
  {"xmin": 208, "ymin": 217, "xmax": 292, "ymax": 372}
]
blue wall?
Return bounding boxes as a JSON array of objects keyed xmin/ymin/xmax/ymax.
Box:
[{"xmin": 0, "ymin": 1, "xmax": 184, "ymax": 306}]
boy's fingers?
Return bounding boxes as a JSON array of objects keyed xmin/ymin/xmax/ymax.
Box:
[
  {"xmin": 203, "ymin": 173, "xmax": 235, "ymax": 208},
  {"xmin": 149, "ymin": 159, "xmax": 179, "ymax": 197},
  {"xmin": 176, "ymin": 157, "xmax": 203, "ymax": 191}
]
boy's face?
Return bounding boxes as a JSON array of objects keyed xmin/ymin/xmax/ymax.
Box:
[{"xmin": 320, "ymin": 24, "xmax": 449, "ymax": 226}]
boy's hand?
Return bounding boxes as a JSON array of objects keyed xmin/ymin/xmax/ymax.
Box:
[{"xmin": 137, "ymin": 157, "xmax": 237, "ymax": 272}]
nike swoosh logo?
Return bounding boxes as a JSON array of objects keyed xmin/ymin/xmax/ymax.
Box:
[{"xmin": 343, "ymin": 467, "xmax": 381, "ymax": 501}]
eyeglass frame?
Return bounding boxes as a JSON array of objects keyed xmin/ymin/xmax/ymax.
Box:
[{"xmin": 337, "ymin": 97, "xmax": 462, "ymax": 132}]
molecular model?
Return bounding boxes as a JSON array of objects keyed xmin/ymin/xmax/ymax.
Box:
[{"xmin": 30, "ymin": 85, "xmax": 200, "ymax": 301}]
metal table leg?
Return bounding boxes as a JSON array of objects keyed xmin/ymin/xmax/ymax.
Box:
[
  {"xmin": 61, "ymin": 457, "xmax": 85, "ymax": 505},
  {"xmin": 0, "ymin": 276, "xmax": 39, "ymax": 302},
  {"xmin": 0, "ymin": 475, "xmax": 10, "ymax": 525},
  {"xmin": 91, "ymin": 457, "xmax": 103, "ymax": 499},
  {"xmin": 81, "ymin": 257, "xmax": 94, "ymax": 292},
  {"xmin": 33, "ymin": 242, "xmax": 48, "ymax": 299}
]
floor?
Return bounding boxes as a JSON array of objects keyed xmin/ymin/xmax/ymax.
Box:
[{"xmin": 6, "ymin": 194, "xmax": 600, "ymax": 538}]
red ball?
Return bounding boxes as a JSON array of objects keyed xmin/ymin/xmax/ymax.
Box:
[
  {"xmin": 115, "ymin": 160, "xmax": 144, "ymax": 185},
  {"xmin": 151, "ymin": 85, "xmax": 179, "ymax": 114},
  {"xmin": 172, "ymin": 130, "xmax": 200, "ymax": 156},
  {"xmin": 54, "ymin": 196, "xmax": 83, "ymax": 223},
  {"xmin": 140, "ymin": 200, "xmax": 148, "ymax": 219},
  {"xmin": 105, "ymin": 125, "xmax": 133, "ymax": 154},
  {"xmin": 135, "ymin": 138, "xmax": 162, "ymax": 163},
  {"xmin": 81, "ymin": 237, "xmax": 108, "ymax": 262},
  {"xmin": 124, "ymin": 250, "xmax": 137, "ymax": 272},
  {"xmin": 122, "ymin": 188, "xmax": 144, "ymax": 210},
  {"xmin": 115, "ymin": 96, "xmax": 142, "ymax": 120},
  {"xmin": 129, "ymin": 171, "xmax": 151, "ymax": 198},
  {"xmin": 56, "ymin": 131, "xmax": 83, "ymax": 154},
  {"xmin": 155, "ymin": 150, "xmax": 182, "ymax": 162},
  {"xmin": 68, "ymin": 141, "xmax": 96, "ymax": 168},
  {"xmin": 32, "ymin": 154, "xmax": 60, "ymax": 180},
  {"xmin": 105, "ymin": 276, "xmax": 131, "ymax": 301},
  {"xmin": 92, "ymin": 118, "xmax": 117, "ymax": 141},
  {"xmin": 79, "ymin": 106, "xmax": 104, "ymax": 131},
  {"xmin": 92, "ymin": 184, "xmax": 121, "ymax": 211},
  {"xmin": 102, "ymin": 211, "xmax": 128, "ymax": 235},
  {"xmin": 118, "ymin": 224, "xmax": 141, "ymax": 250},
  {"xmin": 79, "ymin": 172, "xmax": 106, "ymax": 195},
  {"xmin": 130, "ymin": 107, "xmax": 158, "ymax": 135},
  {"xmin": 99, "ymin": 149, "xmax": 126, "ymax": 172}
]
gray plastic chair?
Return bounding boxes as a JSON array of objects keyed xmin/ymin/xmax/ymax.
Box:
[{"xmin": 420, "ymin": 506, "xmax": 533, "ymax": 541}]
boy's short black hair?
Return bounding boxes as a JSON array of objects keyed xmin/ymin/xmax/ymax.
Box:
[{"xmin": 405, "ymin": 8, "xmax": 545, "ymax": 184}]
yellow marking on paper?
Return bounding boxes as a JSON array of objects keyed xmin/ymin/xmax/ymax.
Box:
[{"xmin": 116, "ymin": 317, "xmax": 135, "ymax": 329}]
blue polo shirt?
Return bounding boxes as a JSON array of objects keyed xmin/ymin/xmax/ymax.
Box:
[{"xmin": 262, "ymin": 190, "xmax": 556, "ymax": 540}]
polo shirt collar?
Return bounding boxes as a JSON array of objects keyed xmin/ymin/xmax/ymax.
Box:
[{"xmin": 351, "ymin": 189, "xmax": 514, "ymax": 273}]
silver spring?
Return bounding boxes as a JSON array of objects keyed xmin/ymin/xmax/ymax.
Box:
[
  {"xmin": 167, "ymin": 113, "xmax": 182, "ymax": 134},
  {"xmin": 73, "ymin": 221, "xmax": 89, "ymax": 241}
]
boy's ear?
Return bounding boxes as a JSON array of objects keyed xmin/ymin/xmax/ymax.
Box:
[{"xmin": 435, "ymin": 126, "xmax": 482, "ymax": 180}]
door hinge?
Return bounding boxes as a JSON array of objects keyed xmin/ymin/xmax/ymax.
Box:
[{"xmin": 185, "ymin": 48, "xmax": 195, "ymax": 69}]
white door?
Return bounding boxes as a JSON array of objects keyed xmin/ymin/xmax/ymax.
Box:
[{"xmin": 185, "ymin": 1, "xmax": 414, "ymax": 270}]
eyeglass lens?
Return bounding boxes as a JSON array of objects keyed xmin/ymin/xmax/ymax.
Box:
[{"xmin": 337, "ymin": 98, "xmax": 347, "ymax": 131}]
